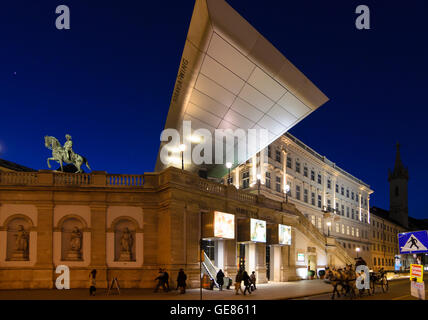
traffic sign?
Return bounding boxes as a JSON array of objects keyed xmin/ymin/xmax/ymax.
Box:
[{"xmin": 398, "ymin": 231, "xmax": 428, "ymax": 254}]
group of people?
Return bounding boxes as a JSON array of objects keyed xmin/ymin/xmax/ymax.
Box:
[
  {"xmin": 87, "ymin": 267, "xmax": 257, "ymax": 296},
  {"xmin": 234, "ymin": 270, "xmax": 257, "ymax": 295}
]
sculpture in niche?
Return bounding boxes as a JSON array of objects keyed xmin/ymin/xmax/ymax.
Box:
[
  {"xmin": 118, "ymin": 227, "xmax": 134, "ymax": 261},
  {"xmin": 11, "ymin": 225, "xmax": 29, "ymax": 261},
  {"xmin": 65, "ymin": 226, "xmax": 83, "ymax": 261}
]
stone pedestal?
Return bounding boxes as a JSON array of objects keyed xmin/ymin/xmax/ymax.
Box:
[
  {"xmin": 10, "ymin": 251, "xmax": 28, "ymax": 261},
  {"xmin": 65, "ymin": 250, "xmax": 82, "ymax": 261},
  {"xmin": 118, "ymin": 251, "xmax": 132, "ymax": 261}
]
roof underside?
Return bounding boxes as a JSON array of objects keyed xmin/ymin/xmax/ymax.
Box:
[{"xmin": 156, "ymin": 0, "xmax": 329, "ymax": 177}]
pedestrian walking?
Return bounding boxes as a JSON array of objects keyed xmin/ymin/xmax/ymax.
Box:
[
  {"xmin": 89, "ymin": 269, "xmax": 97, "ymax": 296},
  {"xmin": 154, "ymin": 268, "xmax": 167, "ymax": 292},
  {"xmin": 243, "ymin": 271, "xmax": 252, "ymax": 295},
  {"xmin": 250, "ymin": 271, "xmax": 257, "ymax": 291},
  {"xmin": 164, "ymin": 269, "xmax": 170, "ymax": 292},
  {"xmin": 176, "ymin": 269, "xmax": 187, "ymax": 294},
  {"xmin": 216, "ymin": 269, "xmax": 225, "ymax": 291},
  {"xmin": 235, "ymin": 269, "xmax": 244, "ymax": 295}
]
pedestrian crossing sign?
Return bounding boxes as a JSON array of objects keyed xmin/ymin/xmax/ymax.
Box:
[{"xmin": 398, "ymin": 231, "xmax": 428, "ymax": 254}]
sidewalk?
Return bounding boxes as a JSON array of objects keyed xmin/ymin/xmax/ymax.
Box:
[{"xmin": 0, "ymin": 280, "xmax": 333, "ymax": 300}]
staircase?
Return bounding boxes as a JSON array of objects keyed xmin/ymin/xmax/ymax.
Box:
[{"xmin": 201, "ymin": 252, "xmax": 231, "ymax": 288}]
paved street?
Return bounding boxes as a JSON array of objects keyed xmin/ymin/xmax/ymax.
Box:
[
  {"xmin": 0, "ymin": 280, "xmax": 333, "ymax": 300},
  {"xmin": 295, "ymin": 278, "xmax": 427, "ymax": 300}
]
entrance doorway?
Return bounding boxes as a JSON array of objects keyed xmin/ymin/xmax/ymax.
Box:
[
  {"xmin": 266, "ymin": 246, "xmax": 270, "ymax": 281},
  {"xmin": 238, "ymin": 243, "xmax": 246, "ymax": 271},
  {"xmin": 201, "ymin": 240, "xmax": 215, "ymax": 261}
]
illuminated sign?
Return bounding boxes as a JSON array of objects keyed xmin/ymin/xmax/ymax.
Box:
[
  {"xmin": 214, "ymin": 211, "xmax": 235, "ymax": 239},
  {"xmin": 410, "ymin": 264, "xmax": 424, "ymax": 283},
  {"xmin": 395, "ymin": 255, "xmax": 401, "ymax": 271},
  {"xmin": 279, "ymin": 224, "xmax": 291, "ymax": 245},
  {"xmin": 250, "ymin": 219, "xmax": 266, "ymax": 243},
  {"xmin": 297, "ymin": 253, "xmax": 305, "ymax": 262}
]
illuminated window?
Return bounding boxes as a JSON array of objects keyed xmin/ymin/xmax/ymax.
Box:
[
  {"xmin": 351, "ymin": 227, "xmax": 355, "ymax": 236},
  {"xmin": 356, "ymin": 228, "xmax": 359, "ymax": 237},
  {"xmin": 318, "ymin": 217, "xmax": 322, "ymax": 229},
  {"xmin": 335, "ymin": 223, "xmax": 340, "ymax": 233},
  {"xmin": 311, "ymin": 215, "xmax": 316, "ymax": 226},
  {"xmin": 342, "ymin": 224, "xmax": 345, "ymax": 234},
  {"xmin": 242, "ymin": 171, "xmax": 250, "ymax": 189},
  {"xmin": 346, "ymin": 226, "xmax": 350, "ymax": 235}
]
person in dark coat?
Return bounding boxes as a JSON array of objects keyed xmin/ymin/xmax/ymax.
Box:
[
  {"xmin": 176, "ymin": 269, "xmax": 187, "ymax": 294},
  {"xmin": 250, "ymin": 271, "xmax": 257, "ymax": 291},
  {"xmin": 242, "ymin": 271, "xmax": 252, "ymax": 295},
  {"xmin": 216, "ymin": 269, "xmax": 225, "ymax": 291},
  {"xmin": 235, "ymin": 270, "xmax": 244, "ymax": 295},
  {"xmin": 154, "ymin": 268, "xmax": 167, "ymax": 292}
]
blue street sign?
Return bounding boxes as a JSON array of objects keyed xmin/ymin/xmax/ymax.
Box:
[{"xmin": 398, "ymin": 231, "xmax": 428, "ymax": 254}]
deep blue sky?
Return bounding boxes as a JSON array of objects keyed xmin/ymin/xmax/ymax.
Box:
[{"xmin": 0, "ymin": 1, "xmax": 427, "ymax": 218}]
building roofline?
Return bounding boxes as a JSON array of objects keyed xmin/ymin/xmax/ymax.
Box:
[{"xmin": 284, "ymin": 132, "xmax": 371, "ymax": 190}]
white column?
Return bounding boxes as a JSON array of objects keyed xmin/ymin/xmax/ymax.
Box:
[
  {"xmin": 359, "ymin": 192, "xmax": 362, "ymax": 221},
  {"xmin": 234, "ymin": 167, "xmax": 240, "ymax": 189},
  {"xmin": 322, "ymin": 172, "xmax": 327, "ymax": 208},
  {"xmin": 282, "ymin": 149, "xmax": 287, "ymax": 191},
  {"xmin": 367, "ymin": 195, "xmax": 371, "ymax": 224},
  {"xmin": 260, "ymin": 149, "xmax": 266, "ymax": 185},
  {"xmin": 215, "ymin": 240, "xmax": 225, "ymax": 270},
  {"xmin": 246, "ymin": 243, "xmax": 256, "ymax": 273},
  {"xmin": 332, "ymin": 176, "xmax": 337, "ymax": 209},
  {"xmin": 252, "ymin": 155, "xmax": 257, "ymax": 186}
]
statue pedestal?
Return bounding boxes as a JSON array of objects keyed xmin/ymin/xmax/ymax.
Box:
[
  {"xmin": 65, "ymin": 250, "xmax": 82, "ymax": 261},
  {"xmin": 118, "ymin": 251, "xmax": 132, "ymax": 261},
  {"xmin": 10, "ymin": 251, "xmax": 28, "ymax": 261}
]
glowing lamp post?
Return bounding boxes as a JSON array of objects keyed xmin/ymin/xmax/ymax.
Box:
[
  {"xmin": 284, "ymin": 184, "xmax": 290, "ymax": 204},
  {"xmin": 356, "ymin": 247, "xmax": 360, "ymax": 258}
]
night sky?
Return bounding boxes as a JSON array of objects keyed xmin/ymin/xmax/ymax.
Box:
[{"xmin": 0, "ymin": 1, "xmax": 427, "ymax": 218}]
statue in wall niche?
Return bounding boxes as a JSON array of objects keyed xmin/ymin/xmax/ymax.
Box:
[
  {"xmin": 119, "ymin": 227, "xmax": 134, "ymax": 261},
  {"xmin": 11, "ymin": 225, "xmax": 29, "ymax": 261},
  {"xmin": 65, "ymin": 226, "xmax": 83, "ymax": 261}
]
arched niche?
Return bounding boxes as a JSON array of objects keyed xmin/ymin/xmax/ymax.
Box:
[
  {"xmin": 61, "ymin": 217, "xmax": 84, "ymax": 261},
  {"xmin": 113, "ymin": 218, "xmax": 137, "ymax": 262},
  {"xmin": 6, "ymin": 216, "xmax": 33, "ymax": 261}
]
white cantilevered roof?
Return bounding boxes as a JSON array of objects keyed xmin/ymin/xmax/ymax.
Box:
[{"xmin": 155, "ymin": 0, "xmax": 329, "ymax": 176}]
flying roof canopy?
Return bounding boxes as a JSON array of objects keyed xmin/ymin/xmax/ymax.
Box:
[{"xmin": 155, "ymin": 0, "xmax": 328, "ymax": 177}]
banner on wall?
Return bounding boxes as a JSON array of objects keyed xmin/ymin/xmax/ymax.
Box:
[
  {"xmin": 214, "ymin": 211, "xmax": 235, "ymax": 239},
  {"xmin": 279, "ymin": 224, "xmax": 291, "ymax": 245},
  {"xmin": 250, "ymin": 219, "xmax": 266, "ymax": 243}
]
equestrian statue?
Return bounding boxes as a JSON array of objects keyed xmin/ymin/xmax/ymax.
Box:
[{"xmin": 44, "ymin": 134, "xmax": 91, "ymax": 173}]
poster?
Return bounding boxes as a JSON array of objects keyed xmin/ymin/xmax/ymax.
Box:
[
  {"xmin": 214, "ymin": 211, "xmax": 235, "ymax": 239},
  {"xmin": 279, "ymin": 224, "xmax": 292, "ymax": 245},
  {"xmin": 250, "ymin": 219, "xmax": 266, "ymax": 243}
]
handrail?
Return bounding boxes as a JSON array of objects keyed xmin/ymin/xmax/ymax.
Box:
[{"xmin": 202, "ymin": 252, "xmax": 219, "ymax": 288}]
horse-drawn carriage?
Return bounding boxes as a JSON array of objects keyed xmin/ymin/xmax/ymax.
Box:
[{"xmin": 324, "ymin": 258, "xmax": 389, "ymax": 299}]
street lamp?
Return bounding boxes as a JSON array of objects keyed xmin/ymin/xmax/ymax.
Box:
[
  {"xmin": 226, "ymin": 162, "xmax": 232, "ymax": 185},
  {"xmin": 356, "ymin": 247, "xmax": 360, "ymax": 258},
  {"xmin": 326, "ymin": 222, "xmax": 331, "ymax": 237},
  {"xmin": 179, "ymin": 144, "xmax": 186, "ymax": 170},
  {"xmin": 284, "ymin": 184, "xmax": 290, "ymax": 204}
]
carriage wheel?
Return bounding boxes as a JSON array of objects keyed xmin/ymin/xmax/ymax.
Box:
[{"xmin": 381, "ymin": 277, "xmax": 389, "ymax": 293}]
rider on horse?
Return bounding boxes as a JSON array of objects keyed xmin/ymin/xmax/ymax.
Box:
[{"xmin": 64, "ymin": 134, "xmax": 74, "ymax": 161}]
